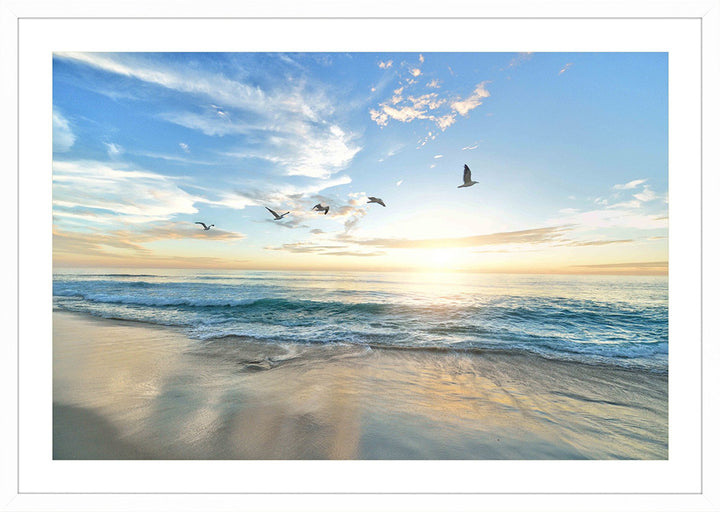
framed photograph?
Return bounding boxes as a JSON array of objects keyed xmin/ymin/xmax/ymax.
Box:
[{"xmin": 2, "ymin": 1, "xmax": 718, "ymax": 511}]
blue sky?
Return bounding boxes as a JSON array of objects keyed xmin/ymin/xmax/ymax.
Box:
[{"xmin": 52, "ymin": 52, "xmax": 668, "ymax": 273}]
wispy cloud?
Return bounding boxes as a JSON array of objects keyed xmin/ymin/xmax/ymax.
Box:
[
  {"xmin": 370, "ymin": 81, "xmax": 490, "ymax": 131},
  {"xmin": 54, "ymin": 222, "xmax": 246, "ymax": 256},
  {"xmin": 55, "ymin": 52, "xmax": 267, "ymax": 113},
  {"xmin": 502, "ymin": 52, "xmax": 533, "ymax": 70},
  {"xmin": 551, "ymin": 182, "xmax": 667, "ymax": 231},
  {"xmin": 633, "ymin": 185, "xmax": 657, "ymax": 202},
  {"xmin": 200, "ymin": 174, "xmax": 354, "ymax": 216},
  {"xmin": 265, "ymin": 241, "xmax": 385, "ymax": 257},
  {"xmin": 562, "ymin": 239, "xmax": 634, "ymax": 247},
  {"xmin": 53, "ymin": 108, "xmax": 75, "ymax": 152},
  {"xmin": 131, "ymin": 151, "xmax": 215, "ymax": 166},
  {"xmin": 559, "ymin": 63, "xmax": 573, "ymax": 75},
  {"xmin": 179, "ymin": 142, "xmax": 190, "ymax": 153},
  {"xmin": 104, "ymin": 142, "xmax": 123, "ymax": 157},
  {"xmin": 462, "ymin": 143, "xmax": 480, "ymax": 151},
  {"xmin": 56, "ymin": 52, "xmax": 362, "ymax": 180},
  {"xmin": 352, "ymin": 226, "xmax": 571, "ymax": 250},
  {"xmin": 54, "ymin": 225, "xmax": 247, "ymax": 268},
  {"xmin": 450, "ymin": 82, "xmax": 491, "ymax": 117},
  {"xmin": 378, "ymin": 60, "xmax": 393, "ymax": 69},
  {"xmin": 613, "ymin": 178, "xmax": 646, "ymax": 190},
  {"xmin": 378, "ymin": 145, "xmax": 404, "ymax": 162},
  {"xmin": 53, "ymin": 159, "xmax": 200, "ymax": 225},
  {"xmin": 569, "ymin": 261, "xmax": 668, "ymax": 274}
]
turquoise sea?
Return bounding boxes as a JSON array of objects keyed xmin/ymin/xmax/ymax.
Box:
[{"xmin": 53, "ymin": 270, "xmax": 668, "ymax": 373}]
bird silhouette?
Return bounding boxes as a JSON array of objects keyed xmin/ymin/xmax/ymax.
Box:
[
  {"xmin": 265, "ymin": 207, "xmax": 290, "ymax": 220},
  {"xmin": 312, "ymin": 204, "xmax": 330, "ymax": 215},
  {"xmin": 458, "ymin": 164, "xmax": 478, "ymax": 188}
]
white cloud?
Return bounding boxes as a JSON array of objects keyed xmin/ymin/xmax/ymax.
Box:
[
  {"xmin": 409, "ymin": 93, "xmax": 444, "ymax": 110},
  {"xmin": 462, "ymin": 143, "xmax": 480, "ymax": 150},
  {"xmin": 269, "ymin": 125, "xmax": 360, "ymax": 179},
  {"xmin": 396, "ymin": 180, "xmax": 403, "ymax": 186},
  {"xmin": 551, "ymin": 196, "xmax": 667, "ymax": 231},
  {"xmin": 378, "ymin": 145, "xmax": 403, "ymax": 162},
  {"xmin": 434, "ymin": 114, "xmax": 456, "ymax": 130},
  {"xmin": 633, "ymin": 185, "xmax": 657, "ymax": 202},
  {"xmin": 613, "ymin": 178, "xmax": 646, "ymax": 190},
  {"xmin": 378, "ymin": 60, "xmax": 393, "ymax": 69},
  {"xmin": 163, "ymin": 112, "xmax": 359, "ymax": 181},
  {"xmin": 56, "ymin": 52, "xmax": 362, "ymax": 180},
  {"xmin": 52, "ymin": 108, "xmax": 75, "ymax": 152},
  {"xmin": 56, "ymin": 52, "xmax": 268, "ymax": 115},
  {"xmin": 559, "ymin": 63, "xmax": 573, "ymax": 75},
  {"xmin": 370, "ymin": 104, "xmax": 427, "ymax": 125},
  {"xmin": 503, "ymin": 52, "xmax": 533, "ymax": 70},
  {"xmin": 370, "ymin": 71, "xmax": 490, "ymax": 131},
  {"xmin": 370, "ymin": 92, "xmax": 452, "ymax": 131},
  {"xmin": 179, "ymin": 142, "xmax": 190, "ymax": 153},
  {"xmin": 451, "ymin": 82, "xmax": 491, "ymax": 116},
  {"xmin": 434, "ymin": 154, "xmax": 443, "ymax": 159},
  {"xmin": 53, "ymin": 159, "xmax": 199, "ymax": 224},
  {"xmin": 369, "ymin": 108, "xmax": 389, "ymax": 127},
  {"xmin": 104, "ymin": 142, "xmax": 123, "ymax": 157},
  {"xmin": 419, "ymin": 54, "xmax": 425, "ymax": 63},
  {"xmin": 159, "ymin": 111, "xmax": 253, "ymax": 136},
  {"xmin": 417, "ymin": 131, "xmax": 437, "ymax": 148}
]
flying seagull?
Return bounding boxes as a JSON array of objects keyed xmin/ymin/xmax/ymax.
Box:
[
  {"xmin": 367, "ymin": 197, "xmax": 386, "ymax": 207},
  {"xmin": 265, "ymin": 207, "xmax": 290, "ymax": 220},
  {"xmin": 458, "ymin": 164, "xmax": 478, "ymax": 188},
  {"xmin": 312, "ymin": 204, "xmax": 330, "ymax": 215},
  {"xmin": 195, "ymin": 222, "xmax": 214, "ymax": 230}
]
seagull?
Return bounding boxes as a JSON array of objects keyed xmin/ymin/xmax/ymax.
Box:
[
  {"xmin": 312, "ymin": 204, "xmax": 330, "ymax": 215},
  {"xmin": 457, "ymin": 164, "xmax": 478, "ymax": 188},
  {"xmin": 195, "ymin": 222, "xmax": 214, "ymax": 230},
  {"xmin": 367, "ymin": 197, "xmax": 386, "ymax": 207},
  {"xmin": 265, "ymin": 207, "xmax": 290, "ymax": 220}
]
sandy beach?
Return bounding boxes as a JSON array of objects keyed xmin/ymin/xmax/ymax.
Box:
[{"xmin": 53, "ymin": 310, "xmax": 667, "ymax": 460}]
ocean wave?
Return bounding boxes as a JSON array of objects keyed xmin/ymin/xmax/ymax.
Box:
[{"xmin": 52, "ymin": 272, "xmax": 668, "ymax": 372}]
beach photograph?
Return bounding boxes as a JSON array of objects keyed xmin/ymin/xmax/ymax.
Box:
[{"xmin": 52, "ymin": 51, "xmax": 668, "ymax": 461}]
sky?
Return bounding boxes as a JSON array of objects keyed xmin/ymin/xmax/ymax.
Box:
[{"xmin": 52, "ymin": 52, "xmax": 668, "ymax": 274}]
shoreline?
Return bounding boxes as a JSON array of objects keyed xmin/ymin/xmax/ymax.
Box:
[
  {"xmin": 54, "ymin": 310, "xmax": 668, "ymax": 460},
  {"xmin": 53, "ymin": 307, "xmax": 667, "ymax": 375}
]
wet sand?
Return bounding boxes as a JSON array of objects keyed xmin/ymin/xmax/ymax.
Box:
[{"xmin": 53, "ymin": 310, "xmax": 668, "ymax": 460}]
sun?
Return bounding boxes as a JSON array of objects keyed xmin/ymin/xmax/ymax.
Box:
[{"xmin": 422, "ymin": 248, "xmax": 465, "ymax": 271}]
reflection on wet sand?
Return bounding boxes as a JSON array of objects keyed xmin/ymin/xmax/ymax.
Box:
[{"xmin": 53, "ymin": 311, "xmax": 667, "ymax": 460}]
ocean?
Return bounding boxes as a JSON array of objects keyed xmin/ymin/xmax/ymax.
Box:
[{"xmin": 52, "ymin": 270, "xmax": 668, "ymax": 374}]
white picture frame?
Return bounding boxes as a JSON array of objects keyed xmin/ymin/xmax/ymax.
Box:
[{"xmin": 2, "ymin": 0, "xmax": 718, "ymax": 510}]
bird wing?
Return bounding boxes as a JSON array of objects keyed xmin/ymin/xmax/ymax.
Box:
[
  {"xmin": 265, "ymin": 206, "xmax": 280, "ymax": 219},
  {"xmin": 378, "ymin": 199, "xmax": 386, "ymax": 207},
  {"xmin": 195, "ymin": 222, "xmax": 208, "ymax": 229},
  {"xmin": 463, "ymin": 164, "xmax": 472, "ymax": 183},
  {"xmin": 324, "ymin": 207, "xmax": 329, "ymax": 215}
]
